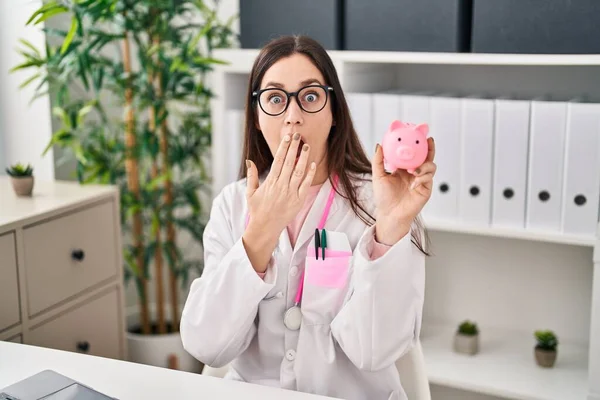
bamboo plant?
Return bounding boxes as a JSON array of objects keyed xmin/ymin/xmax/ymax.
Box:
[{"xmin": 12, "ymin": 0, "xmax": 237, "ymax": 335}]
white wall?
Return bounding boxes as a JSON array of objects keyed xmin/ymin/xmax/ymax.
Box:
[
  {"xmin": 218, "ymin": 0, "xmax": 240, "ymax": 32},
  {"xmin": 0, "ymin": 0, "xmax": 54, "ymax": 180}
]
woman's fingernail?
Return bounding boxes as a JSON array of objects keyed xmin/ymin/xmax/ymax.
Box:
[
  {"xmin": 246, "ymin": 160, "xmax": 251, "ymax": 169},
  {"xmin": 310, "ymin": 162, "xmax": 316, "ymax": 170},
  {"xmin": 415, "ymin": 168, "xmax": 421, "ymax": 174},
  {"xmin": 284, "ymin": 135, "xmax": 291, "ymax": 142},
  {"xmin": 303, "ymin": 144, "xmax": 309, "ymax": 152},
  {"xmin": 293, "ymin": 132, "xmax": 301, "ymax": 141}
]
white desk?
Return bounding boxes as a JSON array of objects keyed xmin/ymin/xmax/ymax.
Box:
[{"xmin": 0, "ymin": 342, "xmax": 336, "ymax": 399}]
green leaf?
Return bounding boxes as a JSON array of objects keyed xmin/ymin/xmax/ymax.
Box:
[
  {"xmin": 77, "ymin": 55, "xmax": 90, "ymax": 91},
  {"xmin": 74, "ymin": 145, "xmax": 88, "ymax": 164},
  {"xmin": 19, "ymin": 72, "xmax": 41, "ymax": 89},
  {"xmin": 17, "ymin": 39, "xmax": 41, "ymax": 58},
  {"xmin": 163, "ymin": 240, "xmax": 179, "ymax": 272},
  {"xmin": 192, "ymin": 56, "xmax": 228, "ymax": 66},
  {"xmin": 189, "ymin": 9, "xmax": 215, "ymax": 50},
  {"xmin": 92, "ymin": 67, "xmax": 105, "ymax": 93},
  {"xmin": 77, "ymin": 102, "xmax": 95, "ymax": 126},
  {"xmin": 61, "ymin": 17, "xmax": 78, "ymax": 55},
  {"xmin": 35, "ymin": 6, "xmax": 69, "ymax": 24},
  {"xmin": 41, "ymin": 27, "xmax": 68, "ymax": 38},
  {"xmin": 147, "ymin": 172, "xmax": 170, "ymax": 191},
  {"xmin": 26, "ymin": 1, "xmax": 60, "ymax": 25},
  {"xmin": 52, "ymin": 107, "xmax": 71, "ymax": 129},
  {"xmin": 42, "ymin": 128, "xmax": 72, "ymax": 156},
  {"xmin": 143, "ymin": 242, "xmax": 157, "ymax": 275},
  {"xmin": 10, "ymin": 60, "xmax": 44, "ymax": 73},
  {"xmin": 147, "ymin": 43, "xmax": 160, "ymax": 57}
]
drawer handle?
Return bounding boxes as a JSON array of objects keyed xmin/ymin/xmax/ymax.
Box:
[
  {"xmin": 76, "ymin": 341, "xmax": 90, "ymax": 353},
  {"xmin": 71, "ymin": 249, "xmax": 85, "ymax": 261}
]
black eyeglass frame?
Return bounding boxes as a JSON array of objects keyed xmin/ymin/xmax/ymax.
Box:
[{"xmin": 252, "ymin": 84, "xmax": 334, "ymax": 116}]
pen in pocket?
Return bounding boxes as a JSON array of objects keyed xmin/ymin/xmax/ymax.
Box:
[
  {"xmin": 314, "ymin": 228, "xmax": 320, "ymax": 260},
  {"xmin": 321, "ymin": 229, "xmax": 327, "ymax": 260}
]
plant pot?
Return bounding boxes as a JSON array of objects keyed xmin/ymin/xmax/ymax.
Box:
[
  {"xmin": 453, "ymin": 333, "xmax": 479, "ymax": 355},
  {"xmin": 535, "ymin": 347, "xmax": 557, "ymax": 368},
  {"xmin": 127, "ymin": 323, "xmax": 203, "ymax": 374},
  {"xmin": 10, "ymin": 176, "xmax": 34, "ymax": 196}
]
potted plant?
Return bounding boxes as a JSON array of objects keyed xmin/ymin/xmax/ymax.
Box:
[
  {"xmin": 13, "ymin": 0, "xmax": 237, "ymax": 373},
  {"xmin": 453, "ymin": 320, "xmax": 479, "ymax": 355},
  {"xmin": 6, "ymin": 163, "xmax": 34, "ymax": 196},
  {"xmin": 534, "ymin": 330, "xmax": 558, "ymax": 368}
]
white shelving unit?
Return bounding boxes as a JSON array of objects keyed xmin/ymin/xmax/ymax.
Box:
[{"xmin": 209, "ymin": 48, "xmax": 600, "ymax": 400}]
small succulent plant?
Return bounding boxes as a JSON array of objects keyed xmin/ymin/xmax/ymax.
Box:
[
  {"xmin": 457, "ymin": 320, "xmax": 479, "ymax": 336},
  {"xmin": 535, "ymin": 330, "xmax": 558, "ymax": 351},
  {"xmin": 6, "ymin": 163, "xmax": 33, "ymax": 177}
]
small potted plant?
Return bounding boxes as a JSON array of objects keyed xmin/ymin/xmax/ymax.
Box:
[
  {"xmin": 6, "ymin": 163, "xmax": 34, "ymax": 196},
  {"xmin": 534, "ymin": 330, "xmax": 558, "ymax": 368},
  {"xmin": 453, "ymin": 320, "xmax": 479, "ymax": 355}
]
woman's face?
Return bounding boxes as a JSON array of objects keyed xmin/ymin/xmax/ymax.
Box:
[{"xmin": 256, "ymin": 53, "xmax": 334, "ymax": 175}]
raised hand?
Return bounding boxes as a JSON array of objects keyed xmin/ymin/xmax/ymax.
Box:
[
  {"xmin": 243, "ymin": 132, "xmax": 316, "ymax": 272},
  {"xmin": 246, "ymin": 132, "xmax": 316, "ymax": 233},
  {"xmin": 371, "ymin": 138, "xmax": 436, "ymax": 245}
]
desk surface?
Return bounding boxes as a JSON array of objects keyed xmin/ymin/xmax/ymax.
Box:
[{"xmin": 0, "ymin": 342, "xmax": 336, "ymax": 399}]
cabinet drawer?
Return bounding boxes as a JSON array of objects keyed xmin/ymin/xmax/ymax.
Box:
[
  {"xmin": 23, "ymin": 201, "xmax": 118, "ymax": 316},
  {"xmin": 28, "ymin": 288, "xmax": 121, "ymax": 359},
  {"xmin": 0, "ymin": 232, "xmax": 20, "ymax": 332}
]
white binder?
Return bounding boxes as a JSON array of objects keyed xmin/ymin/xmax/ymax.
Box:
[
  {"xmin": 459, "ymin": 97, "xmax": 495, "ymax": 226},
  {"xmin": 346, "ymin": 92, "xmax": 373, "ymax": 156},
  {"xmin": 427, "ymin": 94, "xmax": 462, "ymax": 221},
  {"xmin": 372, "ymin": 90, "xmax": 404, "ymax": 146},
  {"xmin": 492, "ymin": 99, "xmax": 531, "ymax": 229},
  {"xmin": 400, "ymin": 92, "xmax": 431, "ymax": 125},
  {"xmin": 526, "ymin": 99, "xmax": 568, "ymax": 232},
  {"xmin": 225, "ymin": 108, "xmax": 245, "ymax": 184},
  {"xmin": 561, "ymin": 100, "xmax": 600, "ymax": 236}
]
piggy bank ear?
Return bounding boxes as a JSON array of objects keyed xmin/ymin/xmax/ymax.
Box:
[
  {"xmin": 415, "ymin": 123, "xmax": 429, "ymax": 136},
  {"xmin": 389, "ymin": 120, "xmax": 405, "ymax": 131}
]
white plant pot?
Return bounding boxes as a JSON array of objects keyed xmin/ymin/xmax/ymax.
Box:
[
  {"xmin": 127, "ymin": 329, "xmax": 203, "ymax": 374},
  {"xmin": 453, "ymin": 333, "xmax": 479, "ymax": 355}
]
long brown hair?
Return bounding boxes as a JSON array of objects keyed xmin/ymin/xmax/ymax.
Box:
[{"xmin": 238, "ymin": 35, "xmax": 430, "ymax": 255}]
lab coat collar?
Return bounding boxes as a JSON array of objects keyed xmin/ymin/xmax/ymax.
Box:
[{"xmin": 286, "ymin": 175, "xmax": 341, "ymax": 256}]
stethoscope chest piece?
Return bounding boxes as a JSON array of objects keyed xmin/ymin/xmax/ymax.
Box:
[{"xmin": 284, "ymin": 305, "xmax": 302, "ymax": 331}]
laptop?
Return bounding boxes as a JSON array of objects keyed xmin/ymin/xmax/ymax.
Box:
[{"xmin": 0, "ymin": 370, "xmax": 116, "ymax": 400}]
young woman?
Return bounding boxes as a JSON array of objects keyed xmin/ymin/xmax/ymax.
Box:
[{"xmin": 181, "ymin": 35, "xmax": 436, "ymax": 400}]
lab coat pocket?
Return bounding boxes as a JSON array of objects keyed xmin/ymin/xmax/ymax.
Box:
[
  {"xmin": 302, "ymin": 231, "xmax": 353, "ymax": 326},
  {"xmin": 305, "ymin": 252, "xmax": 352, "ymax": 288}
]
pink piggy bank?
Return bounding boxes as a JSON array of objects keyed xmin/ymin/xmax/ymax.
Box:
[{"xmin": 382, "ymin": 120, "xmax": 429, "ymax": 173}]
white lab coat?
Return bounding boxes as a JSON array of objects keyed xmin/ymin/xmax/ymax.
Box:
[{"xmin": 180, "ymin": 173, "xmax": 425, "ymax": 400}]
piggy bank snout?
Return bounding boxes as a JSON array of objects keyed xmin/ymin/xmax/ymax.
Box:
[{"xmin": 396, "ymin": 145, "xmax": 415, "ymax": 160}]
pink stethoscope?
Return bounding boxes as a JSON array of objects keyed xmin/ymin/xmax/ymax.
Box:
[{"xmin": 246, "ymin": 175, "xmax": 339, "ymax": 331}]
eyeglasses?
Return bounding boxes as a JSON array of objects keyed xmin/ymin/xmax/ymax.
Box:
[{"xmin": 252, "ymin": 84, "xmax": 334, "ymax": 116}]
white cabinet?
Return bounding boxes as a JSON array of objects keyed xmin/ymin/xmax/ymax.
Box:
[
  {"xmin": 0, "ymin": 232, "xmax": 20, "ymax": 332},
  {"xmin": 0, "ymin": 177, "xmax": 126, "ymax": 361}
]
